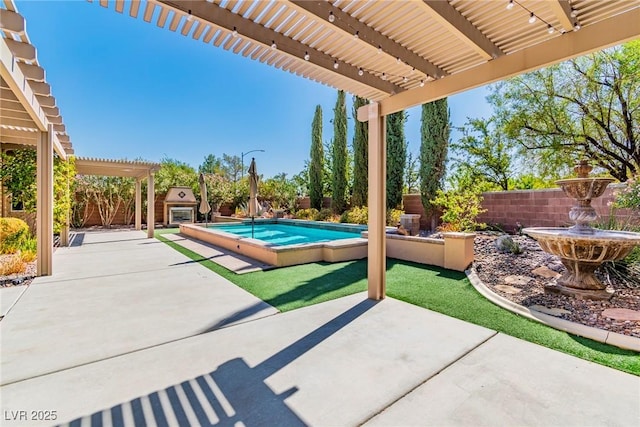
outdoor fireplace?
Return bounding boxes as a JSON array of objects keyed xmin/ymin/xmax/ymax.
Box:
[{"xmin": 163, "ymin": 186, "xmax": 197, "ymax": 226}]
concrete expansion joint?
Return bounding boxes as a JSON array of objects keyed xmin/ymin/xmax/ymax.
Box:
[
  {"xmin": 0, "ymin": 284, "xmax": 30, "ymax": 322},
  {"xmin": 358, "ymin": 331, "xmax": 499, "ymax": 426},
  {"xmin": 466, "ymin": 268, "xmax": 640, "ymax": 352}
]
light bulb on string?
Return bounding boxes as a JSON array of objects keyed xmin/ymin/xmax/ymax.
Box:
[
  {"xmin": 333, "ymin": 61, "xmax": 339, "ymax": 69},
  {"xmin": 304, "ymin": 52, "xmax": 310, "ymax": 61},
  {"xmin": 528, "ymin": 13, "xmax": 536, "ymax": 24},
  {"xmin": 547, "ymin": 25, "xmax": 554, "ymax": 34},
  {"xmin": 328, "ymin": 11, "xmax": 335, "ymax": 23},
  {"xmin": 377, "ymin": 46, "xmax": 382, "ymax": 54},
  {"xmin": 358, "ymin": 68, "xmax": 364, "ymax": 76},
  {"xmin": 232, "ymin": 27, "xmax": 238, "ymax": 37},
  {"xmin": 381, "ymin": 73, "xmax": 387, "ymax": 81},
  {"xmin": 419, "ymin": 80, "xmax": 425, "ymax": 87},
  {"xmin": 570, "ymin": 8, "xmax": 578, "ymax": 18},
  {"xmin": 574, "ymin": 22, "xmax": 581, "ymax": 30},
  {"xmin": 354, "ymin": 31, "xmax": 359, "ymax": 40},
  {"xmin": 506, "ymin": 0, "xmax": 514, "ymax": 10},
  {"xmin": 271, "ymin": 41, "xmax": 277, "ymax": 50}
]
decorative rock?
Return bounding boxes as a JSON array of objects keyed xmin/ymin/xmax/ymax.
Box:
[
  {"xmin": 601, "ymin": 308, "xmax": 640, "ymax": 321},
  {"xmin": 532, "ymin": 266, "xmax": 561, "ymax": 279},
  {"xmin": 494, "ymin": 284, "xmax": 522, "ymax": 294},
  {"xmin": 504, "ymin": 275, "xmax": 532, "ymax": 286},
  {"xmin": 530, "ymin": 305, "xmax": 571, "ymax": 316},
  {"xmin": 495, "ymin": 235, "xmax": 516, "ymax": 253}
]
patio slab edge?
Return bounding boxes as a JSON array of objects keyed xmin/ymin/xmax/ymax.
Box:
[{"xmin": 466, "ymin": 268, "xmax": 640, "ymax": 352}]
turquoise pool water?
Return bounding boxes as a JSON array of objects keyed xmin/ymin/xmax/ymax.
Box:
[{"xmin": 209, "ymin": 223, "xmax": 361, "ymax": 246}]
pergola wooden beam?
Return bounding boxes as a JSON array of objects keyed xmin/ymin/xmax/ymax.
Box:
[
  {"xmin": 156, "ymin": 0, "xmax": 403, "ymax": 94},
  {"xmin": 290, "ymin": 0, "xmax": 447, "ymax": 79},
  {"xmin": 16, "ymin": 62, "xmax": 45, "ymax": 81},
  {"xmin": 0, "ymin": 8, "xmax": 24, "ymax": 34},
  {"xmin": 4, "ymin": 38, "xmax": 35, "ymax": 61},
  {"xmin": 358, "ymin": 7, "xmax": 640, "ymax": 119},
  {"xmin": 548, "ymin": 0, "xmax": 574, "ymax": 33},
  {"xmin": 419, "ymin": 0, "xmax": 504, "ymax": 60}
]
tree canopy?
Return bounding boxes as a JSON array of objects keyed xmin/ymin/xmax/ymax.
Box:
[
  {"xmin": 331, "ymin": 90, "xmax": 348, "ymax": 213},
  {"xmin": 493, "ymin": 40, "xmax": 640, "ymax": 182}
]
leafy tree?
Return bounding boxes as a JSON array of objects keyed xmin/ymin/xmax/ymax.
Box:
[
  {"xmin": 0, "ymin": 148, "xmax": 36, "ymax": 212},
  {"xmin": 76, "ymin": 175, "xmax": 133, "ymax": 228},
  {"xmin": 222, "ymin": 154, "xmax": 242, "ymax": 183},
  {"xmin": 386, "ymin": 111, "xmax": 407, "ymax": 209},
  {"xmin": 420, "ymin": 99, "xmax": 450, "ymax": 229},
  {"xmin": 154, "ymin": 157, "xmax": 198, "ymax": 198},
  {"xmin": 451, "ymin": 118, "xmax": 515, "ymax": 191},
  {"xmin": 352, "ymin": 96, "xmax": 368, "ymax": 207},
  {"xmin": 331, "ymin": 90, "xmax": 348, "ymax": 213},
  {"xmin": 203, "ymin": 173, "xmax": 234, "ymax": 212},
  {"xmin": 493, "ymin": 40, "xmax": 640, "ymax": 182},
  {"xmin": 404, "ymin": 151, "xmax": 420, "ymax": 194},
  {"xmin": 309, "ymin": 105, "xmax": 324, "ymax": 209},
  {"xmin": 260, "ymin": 173, "xmax": 299, "ymax": 211},
  {"xmin": 199, "ymin": 154, "xmax": 223, "ymax": 175}
]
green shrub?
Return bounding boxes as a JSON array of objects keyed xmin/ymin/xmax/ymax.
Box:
[
  {"xmin": 386, "ymin": 209, "xmax": 404, "ymax": 227},
  {"xmin": 295, "ymin": 208, "xmax": 320, "ymax": 220},
  {"xmin": 0, "ymin": 217, "xmax": 30, "ymax": 254},
  {"xmin": 340, "ymin": 206, "xmax": 368, "ymax": 224},
  {"xmin": 317, "ymin": 208, "xmax": 335, "ymax": 221},
  {"xmin": 432, "ymin": 188, "xmax": 486, "ymax": 232}
]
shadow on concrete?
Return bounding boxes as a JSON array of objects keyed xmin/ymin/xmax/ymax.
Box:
[
  {"xmin": 62, "ymin": 299, "xmax": 376, "ymax": 426},
  {"xmin": 69, "ymin": 233, "xmax": 85, "ymax": 247},
  {"xmin": 200, "ymin": 261, "xmax": 368, "ymax": 332}
]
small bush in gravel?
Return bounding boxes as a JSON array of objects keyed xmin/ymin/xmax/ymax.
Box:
[{"xmin": 495, "ymin": 235, "xmax": 523, "ymax": 255}]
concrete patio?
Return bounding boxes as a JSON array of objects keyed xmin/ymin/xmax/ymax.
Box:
[{"xmin": 1, "ymin": 230, "xmax": 638, "ymax": 426}]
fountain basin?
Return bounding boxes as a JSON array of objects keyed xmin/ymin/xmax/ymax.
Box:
[
  {"xmin": 524, "ymin": 227, "xmax": 640, "ymax": 300},
  {"xmin": 556, "ymin": 177, "xmax": 614, "ymax": 201}
]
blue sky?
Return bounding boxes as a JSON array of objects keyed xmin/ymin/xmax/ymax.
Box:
[{"xmin": 17, "ymin": 0, "xmax": 493, "ymax": 178}]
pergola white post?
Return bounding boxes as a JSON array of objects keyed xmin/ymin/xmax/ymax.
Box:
[
  {"xmin": 367, "ymin": 102, "xmax": 386, "ymax": 300},
  {"xmin": 135, "ymin": 178, "xmax": 142, "ymax": 231},
  {"xmin": 36, "ymin": 124, "xmax": 54, "ymax": 275},
  {"xmin": 146, "ymin": 172, "xmax": 155, "ymax": 238}
]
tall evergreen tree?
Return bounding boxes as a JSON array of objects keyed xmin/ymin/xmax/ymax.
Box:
[
  {"xmin": 309, "ymin": 105, "xmax": 324, "ymax": 210},
  {"xmin": 386, "ymin": 111, "xmax": 407, "ymax": 209},
  {"xmin": 352, "ymin": 96, "xmax": 368, "ymax": 207},
  {"xmin": 331, "ymin": 90, "xmax": 348, "ymax": 213},
  {"xmin": 420, "ymin": 98, "xmax": 450, "ymax": 229}
]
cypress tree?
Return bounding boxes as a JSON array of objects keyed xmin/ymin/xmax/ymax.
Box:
[
  {"xmin": 386, "ymin": 111, "xmax": 407, "ymax": 209},
  {"xmin": 351, "ymin": 96, "xmax": 368, "ymax": 207},
  {"xmin": 309, "ymin": 105, "xmax": 324, "ymax": 210},
  {"xmin": 331, "ymin": 90, "xmax": 348, "ymax": 213},
  {"xmin": 420, "ymin": 98, "xmax": 450, "ymax": 229}
]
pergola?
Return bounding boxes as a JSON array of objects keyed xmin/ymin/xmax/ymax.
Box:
[
  {"xmin": 75, "ymin": 157, "xmax": 160, "ymax": 237},
  {"xmin": 2, "ymin": 1, "xmax": 639, "ymax": 294}
]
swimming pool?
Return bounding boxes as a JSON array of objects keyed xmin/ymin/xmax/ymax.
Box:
[
  {"xmin": 209, "ymin": 223, "xmax": 360, "ymax": 246},
  {"xmin": 179, "ymin": 219, "xmax": 368, "ymax": 267}
]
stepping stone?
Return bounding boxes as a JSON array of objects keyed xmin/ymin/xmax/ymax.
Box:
[
  {"xmin": 530, "ymin": 305, "xmax": 571, "ymax": 316},
  {"xmin": 494, "ymin": 284, "xmax": 522, "ymax": 294},
  {"xmin": 532, "ymin": 266, "xmax": 561, "ymax": 279},
  {"xmin": 504, "ymin": 275, "xmax": 533, "ymax": 286},
  {"xmin": 601, "ymin": 308, "xmax": 640, "ymax": 321}
]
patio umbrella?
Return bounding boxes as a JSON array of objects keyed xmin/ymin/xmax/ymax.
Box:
[
  {"xmin": 248, "ymin": 157, "xmax": 260, "ymax": 217},
  {"xmin": 198, "ymin": 173, "xmax": 211, "ymax": 225}
]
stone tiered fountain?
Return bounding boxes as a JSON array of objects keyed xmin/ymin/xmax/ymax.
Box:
[{"xmin": 524, "ymin": 161, "xmax": 640, "ymax": 300}]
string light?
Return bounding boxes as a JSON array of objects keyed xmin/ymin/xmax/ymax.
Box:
[
  {"xmin": 570, "ymin": 8, "xmax": 578, "ymax": 18},
  {"xmin": 419, "ymin": 80, "xmax": 425, "ymax": 87},
  {"xmin": 506, "ymin": 0, "xmax": 514, "ymax": 10},
  {"xmin": 403, "ymin": 76, "xmax": 408, "ymax": 83},
  {"xmin": 377, "ymin": 46, "xmax": 382, "ymax": 54},
  {"xmin": 358, "ymin": 68, "xmax": 364, "ymax": 76},
  {"xmin": 271, "ymin": 41, "xmax": 277, "ymax": 50},
  {"xmin": 232, "ymin": 27, "xmax": 238, "ymax": 37},
  {"xmin": 354, "ymin": 31, "xmax": 359, "ymax": 40},
  {"xmin": 574, "ymin": 22, "xmax": 581, "ymax": 31},
  {"xmin": 547, "ymin": 24, "xmax": 554, "ymax": 34},
  {"xmin": 328, "ymin": 11, "xmax": 335, "ymax": 23},
  {"xmin": 304, "ymin": 51, "xmax": 310, "ymax": 61},
  {"xmin": 396, "ymin": 57, "xmax": 402, "ymax": 64},
  {"xmin": 333, "ymin": 61, "xmax": 339, "ymax": 69},
  {"xmin": 528, "ymin": 13, "xmax": 536, "ymax": 24},
  {"xmin": 186, "ymin": 9, "xmax": 193, "ymax": 22},
  {"xmin": 381, "ymin": 73, "xmax": 387, "ymax": 81}
]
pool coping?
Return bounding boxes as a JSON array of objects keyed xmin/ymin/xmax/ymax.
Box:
[{"xmin": 179, "ymin": 222, "xmax": 368, "ymax": 267}]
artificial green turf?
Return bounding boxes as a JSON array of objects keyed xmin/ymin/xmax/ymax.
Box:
[{"xmin": 156, "ymin": 230, "xmax": 640, "ymax": 376}]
